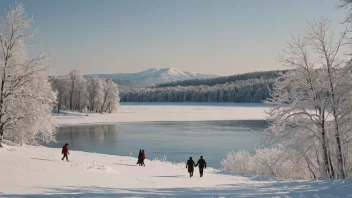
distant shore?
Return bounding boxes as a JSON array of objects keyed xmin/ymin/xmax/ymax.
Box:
[
  {"xmin": 54, "ymin": 104, "xmax": 268, "ymax": 125},
  {"xmin": 120, "ymin": 102, "xmax": 272, "ymax": 107}
]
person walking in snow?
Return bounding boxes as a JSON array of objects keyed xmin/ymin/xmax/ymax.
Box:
[
  {"xmin": 186, "ymin": 157, "xmax": 196, "ymax": 177},
  {"xmin": 137, "ymin": 149, "xmax": 142, "ymax": 166},
  {"xmin": 141, "ymin": 150, "xmax": 146, "ymax": 167},
  {"xmin": 195, "ymin": 156, "xmax": 207, "ymax": 177},
  {"xmin": 61, "ymin": 143, "xmax": 70, "ymax": 161}
]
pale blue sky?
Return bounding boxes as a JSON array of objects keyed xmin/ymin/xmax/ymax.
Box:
[{"xmin": 0, "ymin": 0, "xmax": 348, "ymax": 76}]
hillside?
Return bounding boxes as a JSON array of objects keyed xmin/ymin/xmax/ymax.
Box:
[
  {"xmin": 110, "ymin": 79, "xmax": 149, "ymax": 91},
  {"xmin": 85, "ymin": 68, "xmax": 218, "ymax": 85},
  {"xmin": 120, "ymin": 70, "xmax": 285, "ymax": 103},
  {"xmin": 154, "ymin": 70, "xmax": 287, "ymax": 88}
]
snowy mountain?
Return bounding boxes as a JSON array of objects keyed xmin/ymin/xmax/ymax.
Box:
[{"xmin": 85, "ymin": 68, "xmax": 218, "ymax": 85}]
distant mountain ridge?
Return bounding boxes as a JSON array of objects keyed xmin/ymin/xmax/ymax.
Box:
[{"xmin": 85, "ymin": 68, "xmax": 218, "ymax": 85}]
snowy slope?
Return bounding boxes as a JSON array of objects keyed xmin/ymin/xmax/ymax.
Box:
[
  {"xmin": 1, "ymin": 144, "xmax": 351, "ymax": 197},
  {"xmin": 85, "ymin": 68, "xmax": 218, "ymax": 85}
]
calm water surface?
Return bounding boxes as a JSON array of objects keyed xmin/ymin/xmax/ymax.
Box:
[{"xmin": 44, "ymin": 120, "xmax": 268, "ymax": 168}]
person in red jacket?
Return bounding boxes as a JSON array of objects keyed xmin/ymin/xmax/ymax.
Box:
[
  {"xmin": 61, "ymin": 143, "xmax": 70, "ymax": 161},
  {"xmin": 141, "ymin": 150, "xmax": 146, "ymax": 167}
]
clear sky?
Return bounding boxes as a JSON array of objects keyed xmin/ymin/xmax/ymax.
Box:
[{"xmin": 0, "ymin": 0, "xmax": 348, "ymax": 76}]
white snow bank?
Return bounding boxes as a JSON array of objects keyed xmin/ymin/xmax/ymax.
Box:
[
  {"xmin": 54, "ymin": 105, "xmax": 268, "ymax": 125},
  {"xmin": 0, "ymin": 145, "xmax": 352, "ymax": 197}
]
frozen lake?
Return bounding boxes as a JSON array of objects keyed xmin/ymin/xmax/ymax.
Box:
[
  {"xmin": 54, "ymin": 102, "xmax": 269, "ymax": 125},
  {"xmin": 44, "ymin": 120, "xmax": 268, "ymax": 168}
]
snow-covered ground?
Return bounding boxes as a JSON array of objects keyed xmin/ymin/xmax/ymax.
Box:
[
  {"xmin": 1, "ymin": 144, "xmax": 351, "ymax": 198},
  {"xmin": 54, "ymin": 105, "xmax": 268, "ymax": 125},
  {"xmin": 2, "ymin": 105, "xmax": 351, "ymax": 197}
]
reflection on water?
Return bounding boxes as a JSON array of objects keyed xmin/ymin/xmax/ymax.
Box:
[
  {"xmin": 44, "ymin": 120, "xmax": 268, "ymax": 168},
  {"xmin": 50, "ymin": 124, "xmax": 120, "ymax": 153},
  {"xmin": 60, "ymin": 124, "xmax": 120, "ymax": 143}
]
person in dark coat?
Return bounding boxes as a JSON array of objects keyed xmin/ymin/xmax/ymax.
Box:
[
  {"xmin": 196, "ymin": 156, "xmax": 207, "ymax": 177},
  {"xmin": 61, "ymin": 143, "xmax": 70, "ymax": 161},
  {"xmin": 137, "ymin": 149, "xmax": 142, "ymax": 166},
  {"xmin": 186, "ymin": 157, "xmax": 196, "ymax": 177},
  {"xmin": 141, "ymin": 150, "xmax": 146, "ymax": 167}
]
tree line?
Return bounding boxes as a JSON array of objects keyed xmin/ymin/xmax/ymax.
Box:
[
  {"xmin": 120, "ymin": 78, "xmax": 274, "ymax": 103},
  {"xmin": 50, "ymin": 69, "xmax": 120, "ymax": 114},
  {"xmin": 154, "ymin": 70, "xmax": 286, "ymax": 88}
]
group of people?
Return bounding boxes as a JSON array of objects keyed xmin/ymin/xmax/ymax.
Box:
[
  {"xmin": 61, "ymin": 144, "xmax": 207, "ymax": 178},
  {"xmin": 137, "ymin": 149, "xmax": 146, "ymax": 166},
  {"xmin": 186, "ymin": 156, "xmax": 207, "ymax": 177}
]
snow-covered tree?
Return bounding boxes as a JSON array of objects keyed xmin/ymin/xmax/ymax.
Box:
[
  {"xmin": 73, "ymin": 78, "xmax": 87, "ymax": 112},
  {"xmin": 265, "ymin": 18, "xmax": 352, "ymax": 179},
  {"xmin": 51, "ymin": 71, "xmax": 120, "ymax": 113},
  {"xmin": 51, "ymin": 76, "xmax": 69, "ymax": 114},
  {"xmin": 308, "ymin": 19, "xmax": 351, "ymax": 178},
  {"xmin": 68, "ymin": 69, "xmax": 83, "ymax": 110},
  {"xmin": 86, "ymin": 76, "xmax": 103, "ymax": 112},
  {"xmin": 222, "ymin": 18, "xmax": 352, "ymax": 180},
  {"xmin": 101, "ymin": 79, "xmax": 119, "ymax": 113},
  {"xmin": 0, "ymin": 3, "xmax": 57, "ymax": 147}
]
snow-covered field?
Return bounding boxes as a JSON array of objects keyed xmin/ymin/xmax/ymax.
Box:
[
  {"xmin": 1, "ymin": 104, "xmax": 351, "ymax": 197},
  {"xmin": 54, "ymin": 104, "xmax": 268, "ymax": 125},
  {"xmin": 1, "ymin": 144, "xmax": 351, "ymax": 198}
]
